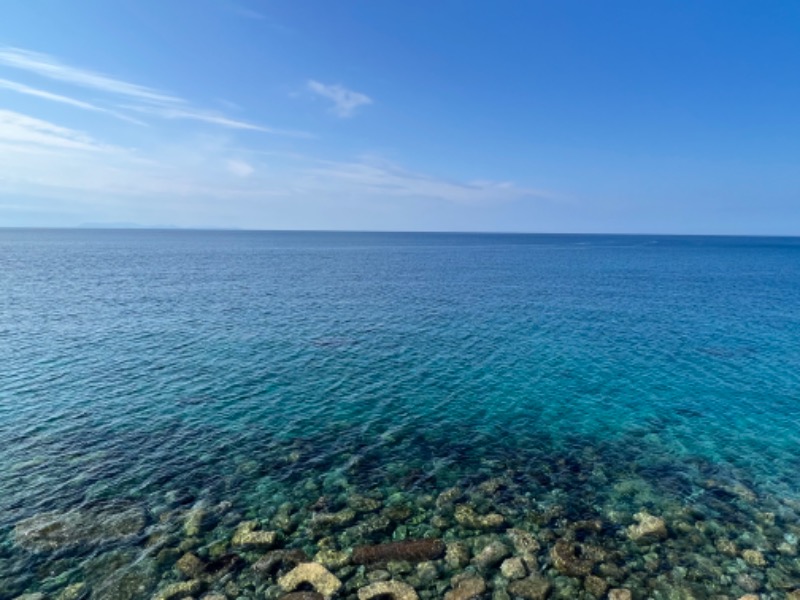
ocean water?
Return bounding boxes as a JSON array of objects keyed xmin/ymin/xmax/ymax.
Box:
[{"xmin": 1, "ymin": 229, "xmax": 800, "ymax": 599}]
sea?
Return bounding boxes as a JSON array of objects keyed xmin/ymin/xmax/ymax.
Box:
[{"xmin": 1, "ymin": 229, "xmax": 799, "ymax": 599}]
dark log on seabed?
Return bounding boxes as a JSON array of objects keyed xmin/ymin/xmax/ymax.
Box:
[{"xmin": 352, "ymin": 538, "xmax": 446, "ymax": 564}]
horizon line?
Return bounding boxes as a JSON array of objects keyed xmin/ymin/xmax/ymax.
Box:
[{"xmin": 0, "ymin": 226, "xmax": 798, "ymax": 239}]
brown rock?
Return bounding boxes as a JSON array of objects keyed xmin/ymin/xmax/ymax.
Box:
[
  {"xmin": 608, "ymin": 590, "xmax": 632, "ymax": 600},
  {"xmin": 742, "ymin": 549, "xmax": 766, "ymax": 568},
  {"xmin": 175, "ymin": 552, "xmax": 205, "ymax": 578},
  {"xmin": 454, "ymin": 505, "xmax": 505, "ymax": 530},
  {"xmin": 626, "ymin": 512, "xmax": 667, "ymax": 542},
  {"xmin": 352, "ymin": 539, "xmax": 445, "ymax": 564},
  {"xmin": 445, "ymin": 541, "xmax": 470, "ymax": 569},
  {"xmin": 506, "ymin": 529, "xmax": 541, "ymax": 555},
  {"xmin": 500, "ymin": 557, "xmax": 527, "ymax": 580},
  {"xmin": 471, "ymin": 541, "xmax": 511, "ymax": 569},
  {"xmin": 231, "ymin": 521, "xmax": 279, "ymax": 549},
  {"xmin": 551, "ymin": 539, "xmax": 593, "ymax": 577},
  {"xmin": 507, "ymin": 576, "xmax": 552, "ymax": 600},
  {"xmin": 444, "ymin": 576, "xmax": 486, "ymax": 600},
  {"xmin": 583, "ymin": 575, "xmax": 608, "ymax": 598},
  {"xmin": 357, "ymin": 581, "xmax": 419, "ymax": 600}
]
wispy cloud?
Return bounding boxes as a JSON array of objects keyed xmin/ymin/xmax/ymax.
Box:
[
  {"xmin": 0, "ymin": 46, "xmax": 307, "ymax": 136},
  {"xmin": 0, "ymin": 47, "xmax": 180, "ymax": 104},
  {"xmin": 0, "ymin": 78, "xmax": 145, "ymax": 125},
  {"xmin": 307, "ymin": 80, "xmax": 372, "ymax": 118},
  {"xmin": 226, "ymin": 159, "xmax": 255, "ymax": 177},
  {"xmin": 0, "ymin": 109, "xmax": 115, "ymax": 152},
  {"xmin": 124, "ymin": 104, "xmax": 312, "ymax": 137},
  {"xmin": 302, "ymin": 156, "xmax": 543, "ymax": 205}
]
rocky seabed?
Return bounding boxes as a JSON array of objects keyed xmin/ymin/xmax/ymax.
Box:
[{"xmin": 5, "ymin": 467, "xmax": 800, "ymax": 600}]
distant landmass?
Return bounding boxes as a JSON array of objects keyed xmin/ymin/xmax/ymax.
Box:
[{"xmin": 76, "ymin": 223, "xmax": 239, "ymax": 230}]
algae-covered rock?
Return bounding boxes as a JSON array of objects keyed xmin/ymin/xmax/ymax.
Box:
[
  {"xmin": 314, "ymin": 549, "xmax": 351, "ymax": 569},
  {"xmin": 608, "ymin": 589, "xmax": 632, "ymax": 600},
  {"xmin": 506, "ymin": 529, "xmax": 540, "ymax": 555},
  {"xmin": 57, "ymin": 583, "xmax": 88, "ymax": 600},
  {"xmin": 311, "ymin": 509, "xmax": 356, "ymax": 531},
  {"xmin": 445, "ymin": 541, "xmax": 470, "ymax": 569},
  {"xmin": 583, "ymin": 575, "xmax": 608, "ymax": 598},
  {"xmin": 280, "ymin": 593, "xmax": 324, "ymax": 600},
  {"xmin": 551, "ymin": 539, "xmax": 593, "ymax": 577},
  {"xmin": 175, "ymin": 552, "xmax": 205, "ymax": 578},
  {"xmin": 231, "ymin": 520, "xmax": 279, "ymax": 549},
  {"xmin": 626, "ymin": 511, "xmax": 667, "ymax": 542},
  {"xmin": 14, "ymin": 505, "xmax": 146, "ymax": 552},
  {"xmin": 357, "ymin": 581, "xmax": 419, "ymax": 600},
  {"xmin": 506, "ymin": 575, "xmax": 552, "ymax": 600},
  {"xmin": 500, "ymin": 557, "xmax": 527, "ymax": 580},
  {"xmin": 151, "ymin": 579, "xmax": 202, "ymax": 600},
  {"xmin": 472, "ymin": 540, "xmax": 510, "ymax": 569},
  {"xmin": 454, "ymin": 505, "xmax": 505, "ymax": 530},
  {"xmin": 742, "ymin": 549, "xmax": 766, "ymax": 567},
  {"xmin": 444, "ymin": 575, "xmax": 486, "ymax": 600},
  {"xmin": 278, "ymin": 563, "xmax": 342, "ymax": 599},
  {"xmin": 15, "ymin": 594, "xmax": 46, "ymax": 600},
  {"xmin": 347, "ymin": 495, "xmax": 382, "ymax": 513}
]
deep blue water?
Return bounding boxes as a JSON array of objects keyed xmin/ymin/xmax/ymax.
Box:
[{"xmin": 1, "ymin": 229, "xmax": 800, "ymax": 598}]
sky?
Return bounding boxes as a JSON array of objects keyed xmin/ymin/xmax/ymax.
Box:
[{"xmin": 0, "ymin": 1, "xmax": 798, "ymax": 234}]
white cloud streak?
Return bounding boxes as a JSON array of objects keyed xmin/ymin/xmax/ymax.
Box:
[
  {"xmin": 307, "ymin": 80, "xmax": 372, "ymax": 118},
  {"xmin": 0, "ymin": 47, "xmax": 181, "ymax": 104},
  {"xmin": 0, "ymin": 46, "xmax": 307, "ymax": 136},
  {"xmin": 0, "ymin": 109, "xmax": 114, "ymax": 152},
  {"xmin": 124, "ymin": 104, "xmax": 312, "ymax": 137},
  {"xmin": 0, "ymin": 78, "xmax": 146, "ymax": 125}
]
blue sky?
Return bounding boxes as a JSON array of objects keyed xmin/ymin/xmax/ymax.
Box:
[{"xmin": 0, "ymin": 1, "xmax": 798, "ymax": 233}]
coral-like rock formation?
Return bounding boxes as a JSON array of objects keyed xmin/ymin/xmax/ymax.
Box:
[{"xmin": 278, "ymin": 562, "xmax": 342, "ymax": 599}]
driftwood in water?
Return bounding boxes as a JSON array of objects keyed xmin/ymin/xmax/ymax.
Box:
[{"xmin": 352, "ymin": 539, "xmax": 446, "ymax": 564}]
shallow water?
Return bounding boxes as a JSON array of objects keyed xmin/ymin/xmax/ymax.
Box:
[{"xmin": 1, "ymin": 230, "xmax": 800, "ymax": 599}]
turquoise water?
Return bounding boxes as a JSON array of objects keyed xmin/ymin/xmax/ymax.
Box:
[{"xmin": 1, "ymin": 230, "xmax": 800, "ymax": 599}]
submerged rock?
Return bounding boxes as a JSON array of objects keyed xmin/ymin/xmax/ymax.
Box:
[
  {"xmin": 151, "ymin": 579, "xmax": 202, "ymax": 600},
  {"xmin": 506, "ymin": 529, "xmax": 540, "ymax": 555},
  {"xmin": 175, "ymin": 552, "xmax": 205, "ymax": 578},
  {"xmin": 742, "ymin": 549, "xmax": 766, "ymax": 567},
  {"xmin": 607, "ymin": 590, "xmax": 631, "ymax": 600},
  {"xmin": 14, "ymin": 505, "xmax": 146, "ymax": 552},
  {"xmin": 472, "ymin": 540, "xmax": 510, "ymax": 569},
  {"xmin": 278, "ymin": 563, "xmax": 342, "ymax": 599},
  {"xmin": 444, "ymin": 575, "xmax": 486, "ymax": 600},
  {"xmin": 231, "ymin": 521, "xmax": 279, "ymax": 549},
  {"xmin": 583, "ymin": 575, "xmax": 608, "ymax": 598},
  {"xmin": 253, "ymin": 550, "xmax": 309, "ymax": 578},
  {"xmin": 311, "ymin": 509, "xmax": 357, "ymax": 531},
  {"xmin": 626, "ymin": 511, "xmax": 667, "ymax": 542},
  {"xmin": 347, "ymin": 495, "xmax": 383, "ymax": 513},
  {"xmin": 352, "ymin": 539, "xmax": 445, "ymax": 564},
  {"xmin": 357, "ymin": 581, "xmax": 419, "ymax": 600},
  {"xmin": 550, "ymin": 539, "xmax": 593, "ymax": 577},
  {"xmin": 454, "ymin": 505, "xmax": 505, "ymax": 530},
  {"xmin": 314, "ymin": 549, "xmax": 351, "ymax": 569},
  {"xmin": 506, "ymin": 575, "xmax": 552, "ymax": 600},
  {"xmin": 57, "ymin": 583, "xmax": 88, "ymax": 600},
  {"xmin": 280, "ymin": 594, "xmax": 324, "ymax": 600},
  {"xmin": 444, "ymin": 541, "xmax": 470, "ymax": 569},
  {"xmin": 500, "ymin": 557, "xmax": 527, "ymax": 580}
]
